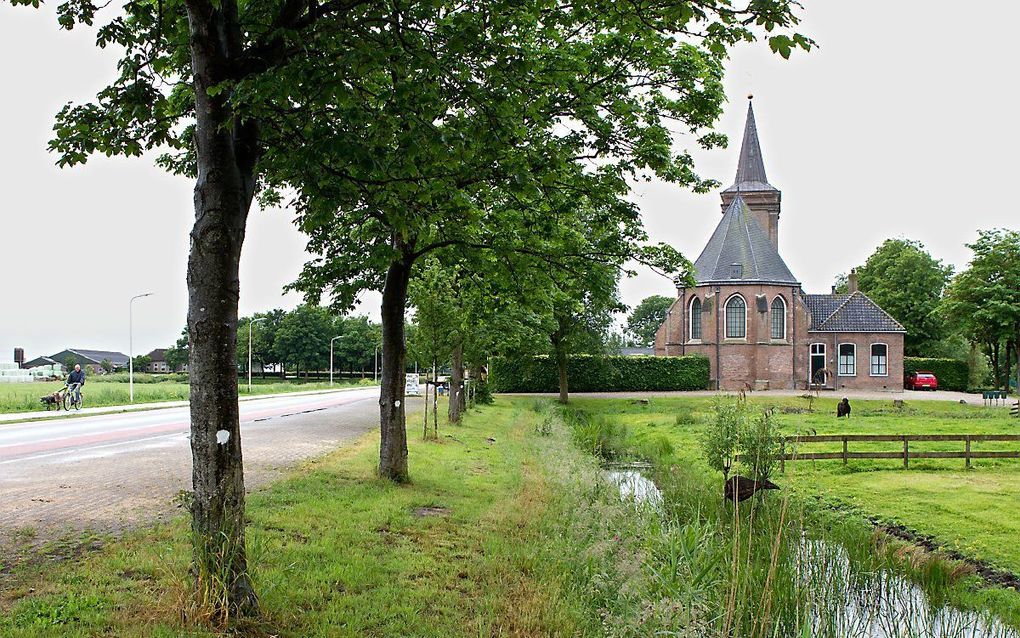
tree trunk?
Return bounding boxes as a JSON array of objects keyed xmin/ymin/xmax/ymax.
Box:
[
  {"xmin": 1006, "ymin": 340, "xmax": 1013, "ymax": 394},
  {"xmin": 379, "ymin": 255, "xmax": 411, "ymax": 481},
  {"xmin": 183, "ymin": 0, "xmax": 259, "ymax": 617},
  {"xmin": 422, "ymin": 377, "xmax": 429, "ymax": 439},
  {"xmin": 449, "ymin": 343, "xmax": 464, "ymax": 423},
  {"xmin": 432, "ymin": 360, "xmax": 438, "ymax": 437},
  {"xmin": 551, "ymin": 339, "xmax": 569, "ymax": 404},
  {"xmin": 990, "ymin": 341, "xmax": 1001, "ymax": 389},
  {"xmin": 1007, "ymin": 336, "xmax": 1015, "ymax": 396}
]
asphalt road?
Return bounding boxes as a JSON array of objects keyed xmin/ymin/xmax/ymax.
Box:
[{"xmin": 0, "ymin": 387, "xmax": 401, "ymax": 541}]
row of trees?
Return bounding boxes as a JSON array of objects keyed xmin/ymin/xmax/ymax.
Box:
[
  {"xmin": 162, "ymin": 309, "xmax": 381, "ymax": 378},
  {"xmin": 22, "ymin": 0, "xmax": 811, "ymax": 619}
]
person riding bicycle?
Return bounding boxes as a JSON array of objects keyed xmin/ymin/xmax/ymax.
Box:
[{"xmin": 66, "ymin": 364, "xmax": 86, "ymax": 403}]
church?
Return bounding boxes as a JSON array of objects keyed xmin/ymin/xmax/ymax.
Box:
[{"xmin": 654, "ymin": 99, "xmax": 905, "ymax": 391}]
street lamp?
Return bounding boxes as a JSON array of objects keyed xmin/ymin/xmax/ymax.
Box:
[
  {"xmin": 329, "ymin": 335, "xmax": 342, "ymax": 386},
  {"xmin": 129, "ymin": 292, "xmax": 154, "ymax": 403},
  {"xmin": 248, "ymin": 317, "xmax": 266, "ymax": 394}
]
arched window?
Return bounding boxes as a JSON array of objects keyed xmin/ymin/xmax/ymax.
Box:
[
  {"xmin": 771, "ymin": 296, "xmax": 786, "ymax": 340},
  {"xmin": 870, "ymin": 343, "xmax": 888, "ymax": 376},
  {"xmin": 725, "ymin": 295, "xmax": 746, "ymax": 339},
  {"xmin": 689, "ymin": 297, "xmax": 702, "ymax": 341}
]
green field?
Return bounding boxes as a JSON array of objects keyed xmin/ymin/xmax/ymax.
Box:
[
  {"xmin": 0, "ymin": 376, "xmax": 375, "ymax": 415},
  {"xmin": 2, "ymin": 395, "xmax": 1019, "ymax": 637},
  {"xmin": 568, "ymin": 394, "xmax": 1020, "ymax": 573}
]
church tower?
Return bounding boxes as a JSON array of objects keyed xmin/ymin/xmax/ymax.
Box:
[{"xmin": 719, "ymin": 97, "xmax": 781, "ymax": 248}]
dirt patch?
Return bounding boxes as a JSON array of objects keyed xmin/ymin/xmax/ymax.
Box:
[{"xmin": 412, "ymin": 506, "xmax": 451, "ymax": 518}]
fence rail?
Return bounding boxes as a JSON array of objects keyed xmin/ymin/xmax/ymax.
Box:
[{"xmin": 776, "ymin": 434, "xmax": 1020, "ymax": 471}]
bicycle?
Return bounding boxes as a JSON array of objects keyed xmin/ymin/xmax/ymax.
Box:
[{"xmin": 63, "ymin": 383, "xmax": 84, "ymax": 411}]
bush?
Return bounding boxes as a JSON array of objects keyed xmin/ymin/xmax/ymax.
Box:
[
  {"xmin": 489, "ymin": 354, "xmax": 710, "ymax": 393},
  {"xmin": 903, "ymin": 357, "xmax": 968, "ymax": 392}
]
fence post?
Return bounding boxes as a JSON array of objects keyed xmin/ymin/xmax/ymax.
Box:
[
  {"xmin": 781, "ymin": 439, "xmax": 786, "ymax": 474},
  {"xmin": 903, "ymin": 437, "xmax": 909, "ymax": 469},
  {"xmin": 965, "ymin": 435, "xmax": 971, "ymax": 469},
  {"xmin": 842, "ymin": 436, "xmax": 848, "ymax": 466}
]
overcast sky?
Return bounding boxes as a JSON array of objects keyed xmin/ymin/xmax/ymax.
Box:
[{"xmin": 1, "ymin": 1, "xmax": 1018, "ymax": 362}]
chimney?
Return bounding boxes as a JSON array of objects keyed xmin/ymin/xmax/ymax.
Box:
[
  {"xmin": 831, "ymin": 285, "xmax": 836, "ymax": 295},
  {"xmin": 848, "ymin": 269, "xmax": 859, "ymax": 294}
]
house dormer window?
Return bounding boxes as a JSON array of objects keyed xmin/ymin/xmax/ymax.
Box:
[
  {"xmin": 725, "ymin": 295, "xmax": 746, "ymax": 339},
  {"xmin": 689, "ymin": 297, "xmax": 702, "ymax": 340},
  {"xmin": 771, "ymin": 296, "xmax": 786, "ymax": 340}
]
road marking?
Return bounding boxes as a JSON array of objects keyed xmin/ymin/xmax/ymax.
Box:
[{"xmin": 0, "ymin": 431, "xmax": 187, "ymax": 467}]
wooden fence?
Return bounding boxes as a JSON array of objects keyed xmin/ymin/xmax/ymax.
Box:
[{"xmin": 776, "ymin": 434, "xmax": 1020, "ymax": 471}]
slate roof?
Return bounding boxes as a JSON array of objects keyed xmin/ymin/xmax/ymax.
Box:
[
  {"xmin": 721, "ymin": 100, "xmax": 779, "ymax": 194},
  {"xmin": 620, "ymin": 347, "xmax": 655, "ymax": 356},
  {"xmin": 692, "ymin": 195, "xmax": 799, "ymax": 285},
  {"xmin": 62, "ymin": 349, "xmax": 130, "ymax": 366},
  {"xmin": 147, "ymin": 348, "xmax": 168, "ymax": 362},
  {"xmin": 803, "ymin": 292, "xmax": 906, "ymax": 333}
]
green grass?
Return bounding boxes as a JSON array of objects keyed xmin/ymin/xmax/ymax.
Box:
[
  {"xmin": 564, "ymin": 394, "xmax": 1020, "ymax": 574},
  {"xmin": 3, "ymin": 395, "xmax": 1018, "ymax": 637},
  {"xmin": 0, "ymin": 377, "xmax": 375, "ymax": 415},
  {"xmin": 0, "ymin": 399, "xmax": 608, "ymax": 637}
]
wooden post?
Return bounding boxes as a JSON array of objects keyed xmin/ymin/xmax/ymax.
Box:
[
  {"xmin": 781, "ymin": 439, "xmax": 786, "ymax": 474},
  {"xmin": 903, "ymin": 437, "xmax": 909, "ymax": 469},
  {"xmin": 842, "ymin": 436, "xmax": 848, "ymax": 465},
  {"xmin": 965, "ymin": 435, "xmax": 971, "ymax": 469}
]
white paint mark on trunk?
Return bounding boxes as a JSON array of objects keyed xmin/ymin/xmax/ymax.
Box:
[{"xmin": 216, "ymin": 430, "xmax": 230, "ymax": 445}]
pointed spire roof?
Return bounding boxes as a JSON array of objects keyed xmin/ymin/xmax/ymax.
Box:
[
  {"xmin": 692, "ymin": 195, "xmax": 798, "ymax": 285},
  {"xmin": 722, "ymin": 97, "xmax": 779, "ymax": 194}
]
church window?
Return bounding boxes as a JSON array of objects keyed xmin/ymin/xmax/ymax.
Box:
[
  {"xmin": 689, "ymin": 297, "xmax": 702, "ymax": 340},
  {"xmin": 771, "ymin": 296, "xmax": 786, "ymax": 340},
  {"xmin": 725, "ymin": 295, "xmax": 746, "ymax": 339},
  {"xmin": 838, "ymin": 343, "xmax": 856, "ymax": 376}
]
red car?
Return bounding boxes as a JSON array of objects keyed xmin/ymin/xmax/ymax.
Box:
[{"xmin": 905, "ymin": 371, "xmax": 938, "ymax": 391}]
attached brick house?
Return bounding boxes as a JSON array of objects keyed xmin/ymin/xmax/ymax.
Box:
[{"xmin": 654, "ymin": 99, "xmax": 905, "ymax": 391}]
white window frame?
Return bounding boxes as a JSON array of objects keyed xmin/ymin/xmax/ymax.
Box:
[
  {"xmin": 770, "ymin": 296, "xmax": 787, "ymax": 341},
  {"xmin": 870, "ymin": 342, "xmax": 888, "ymax": 377},
  {"xmin": 689, "ymin": 296, "xmax": 702, "ymax": 342},
  {"xmin": 837, "ymin": 343, "xmax": 857, "ymax": 377},
  {"xmin": 724, "ymin": 294, "xmax": 747, "ymax": 340}
]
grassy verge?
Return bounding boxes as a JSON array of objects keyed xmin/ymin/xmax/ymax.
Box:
[
  {"xmin": 0, "ymin": 377, "xmax": 375, "ymax": 414},
  {"xmin": 0, "ymin": 398, "xmax": 632, "ymax": 637}
]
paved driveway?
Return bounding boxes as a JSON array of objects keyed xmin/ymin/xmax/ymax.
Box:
[{"xmin": 505, "ymin": 389, "xmax": 1010, "ymax": 406}]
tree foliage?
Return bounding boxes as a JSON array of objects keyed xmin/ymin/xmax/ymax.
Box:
[
  {"xmin": 839, "ymin": 239, "xmax": 953, "ymax": 356},
  {"xmin": 627, "ymin": 295, "xmax": 674, "ymax": 347},
  {"xmin": 942, "ymin": 229, "xmax": 1020, "ymax": 392}
]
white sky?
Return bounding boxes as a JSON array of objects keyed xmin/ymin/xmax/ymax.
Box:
[{"xmin": 1, "ymin": 1, "xmax": 1018, "ymax": 361}]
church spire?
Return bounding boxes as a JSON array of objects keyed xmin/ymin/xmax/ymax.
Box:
[
  {"xmin": 720, "ymin": 95, "xmax": 781, "ymax": 248},
  {"xmin": 724, "ymin": 95, "xmax": 777, "ymax": 193}
]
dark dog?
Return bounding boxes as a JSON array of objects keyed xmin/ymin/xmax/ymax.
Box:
[
  {"xmin": 40, "ymin": 392, "xmax": 62, "ymax": 411},
  {"xmin": 725, "ymin": 475, "xmax": 780, "ymax": 503},
  {"xmin": 837, "ymin": 397, "xmax": 851, "ymax": 418}
]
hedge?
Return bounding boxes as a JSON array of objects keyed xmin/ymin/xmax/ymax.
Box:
[
  {"xmin": 489, "ymin": 354, "xmax": 711, "ymax": 393},
  {"xmin": 903, "ymin": 357, "xmax": 968, "ymax": 392}
]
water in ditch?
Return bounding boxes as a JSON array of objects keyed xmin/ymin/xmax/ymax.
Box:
[{"xmin": 604, "ymin": 465, "xmax": 1018, "ymax": 638}]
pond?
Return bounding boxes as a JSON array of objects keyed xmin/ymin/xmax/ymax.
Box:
[{"xmin": 603, "ymin": 465, "xmax": 1018, "ymax": 638}]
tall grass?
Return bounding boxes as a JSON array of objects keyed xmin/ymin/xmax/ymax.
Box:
[{"xmin": 550, "ymin": 401, "xmax": 1020, "ymax": 637}]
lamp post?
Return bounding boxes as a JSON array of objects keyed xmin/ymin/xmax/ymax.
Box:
[
  {"xmin": 129, "ymin": 292, "xmax": 153, "ymax": 403},
  {"xmin": 329, "ymin": 335, "xmax": 342, "ymax": 386},
  {"xmin": 374, "ymin": 344, "xmax": 380, "ymax": 382},
  {"xmin": 248, "ymin": 317, "xmax": 266, "ymax": 394}
]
